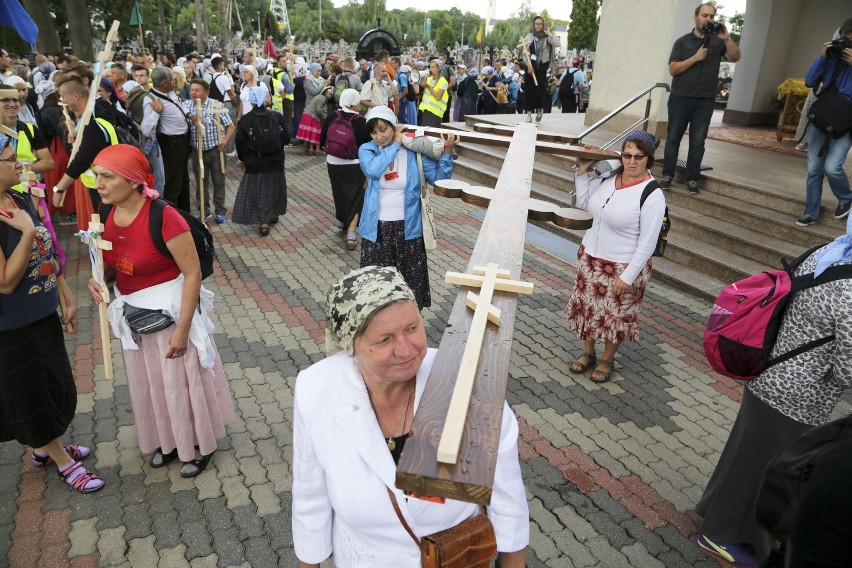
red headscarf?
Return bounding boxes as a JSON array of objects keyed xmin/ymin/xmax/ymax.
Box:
[{"xmin": 92, "ymin": 144, "xmax": 159, "ymax": 199}]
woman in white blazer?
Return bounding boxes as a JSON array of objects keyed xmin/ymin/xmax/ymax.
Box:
[{"xmin": 292, "ymin": 266, "xmax": 529, "ymax": 567}]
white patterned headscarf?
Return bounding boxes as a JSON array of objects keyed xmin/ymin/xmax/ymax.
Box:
[{"xmin": 325, "ymin": 266, "xmax": 416, "ymax": 354}]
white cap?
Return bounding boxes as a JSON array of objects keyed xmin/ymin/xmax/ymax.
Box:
[{"xmin": 363, "ymin": 105, "xmax": 397, "ymax": 127}]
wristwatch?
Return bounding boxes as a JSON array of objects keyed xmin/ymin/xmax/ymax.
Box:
[{"xmin": 53, "ymin": 185, "xmax": 66, "ymax": 194}]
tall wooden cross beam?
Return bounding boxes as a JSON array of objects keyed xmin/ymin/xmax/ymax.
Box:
[
  {"xmin": 57, "ymin": 20, "xmax": 120, "ymax": 208},
  {"xmin": 396, "ymin": 125, "xmax": 614, "ymax": 505}
]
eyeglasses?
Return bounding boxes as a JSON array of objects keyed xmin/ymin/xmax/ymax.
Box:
[
  {"xmin": 0, "ymin": 157, "xmax": 19, "ymax": 163},
  {"xmin": 0, "ymin": 98, "xmax": 19, "ymax": 105},
  {"xmin": 621, "ymin": 152, "xmax": 647, "ymax": 161}
]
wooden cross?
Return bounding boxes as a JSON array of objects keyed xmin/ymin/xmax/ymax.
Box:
[
  {"xmin": 400, "ymin": 124, "xmax": 615, "ymax": 160},
  {"xmin": 395, "ymin": 124, "xmax": 601, "ymax": 505},
  {"xmin": 79, "ymin": 214, "xmax": 114, "ymax": 379},
  {"xmin": 58, "ymin": 20, "xmax": 120, "ymax": 207},
  {"xmin": 517, "ymin": 35, "xmax": 538, "ymax": 86},
  {"xmin": 20, "ymin": 164, "xmax": 41, "ymax": 197},
  {"xmin": 437, "ymin": 263, "xmax": 533, "ymax": 464},
  {"xmin": 0, "ymin": 124, "xmax": 17, "ymax": 140}
]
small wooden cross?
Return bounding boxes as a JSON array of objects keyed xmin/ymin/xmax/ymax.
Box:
[
  {"xmin": 517, "ymin": 35, "xmax": 538, "ymax": 86},
  {"xmin": 79, "ymin": 214, "xmax": 114, "ymax": 379},
  {"xmin": 437, "ymin": 263, "xmax": 533, "ymax": 464},
  {"xmin": 206, "ymin": 103, "xmax": 230, "ymax": 173},
  {"xmin": 20, "ymin": 164, "xmax": 42, "ymax": 197}
]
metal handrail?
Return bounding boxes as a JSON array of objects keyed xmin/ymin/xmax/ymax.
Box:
[
  {"xmin": 576, "ymin": 82, "xmax": 671, "ymax": 147},
  {"xmin": 567, "ymin": 82, "xmax": 670, "ymax": 206}
]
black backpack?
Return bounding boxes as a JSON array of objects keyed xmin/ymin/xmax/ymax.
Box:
[
  {"xmin": 209, "ymin": 73, "xmax": 226, "ymax": 102},
  {"xmin": 247, "ymin": 113, "xmax": 283, "ymax": 156},
  {"xmin": 640, "ymin": 181, "xmax": 670, "ymax": 257},
  {"xmin": 99, "ymin": 198, "xmax": 215, "ymax": 280},
  {"xmin": 756, "ymin": 415, "xmax": 852, "ymax": 542},
  {"xmin": 558, "ymin": 68, "xmax": 579, "ymax": 98}
]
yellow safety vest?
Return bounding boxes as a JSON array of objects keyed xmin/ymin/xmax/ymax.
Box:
[
  {"xmin": 271, "ymin": 75, "xmax": 283, "ymax": 110},
  {"xmin": 79, "ymin": 118, "xmax": 118, "ymax": 188},
  {"xmin": 418, "ymin": 76, "xmax": 449, "ymax": 118},
  {"xmin": 11, "ymin": 122, "xmax": 37, "ymax": 194}
]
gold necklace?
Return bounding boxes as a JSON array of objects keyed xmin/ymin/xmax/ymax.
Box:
[{"xmin": 368, "ymin": 381, "xmax": 414, "ymax": 451}]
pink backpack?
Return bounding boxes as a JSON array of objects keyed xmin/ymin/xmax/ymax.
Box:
[
  {"xmin": 324, "ymin": 110, "xmax": 359, "ymax": 160},
  {"xmin": 703, "ymin": 244, "xmax": 852, "ymax": 381}
]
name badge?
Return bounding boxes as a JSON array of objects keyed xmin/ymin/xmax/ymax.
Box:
[
  {"xmin": 384, "ymin": 171, "xmax": 399, "ymax": 181},
  {"xmin": 404, "ymin": 490, "xmax": 446, "ymax": 504},
  {"xmin": 117, "ymin": 257, "xmax": 134, "ymax": 276}
]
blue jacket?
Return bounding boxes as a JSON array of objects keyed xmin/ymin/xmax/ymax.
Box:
[
  {"xmin": 358, "ymin": 140, "xmax": 453, "ymax": 243},
  {"xmin": 806, "ymin": 55, "xmax": 852, "ymax": 101}
]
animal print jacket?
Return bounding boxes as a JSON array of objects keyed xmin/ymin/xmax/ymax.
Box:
[{"xmin": 748, "ymin": 252, "xmax": 852, "ymax": 425}]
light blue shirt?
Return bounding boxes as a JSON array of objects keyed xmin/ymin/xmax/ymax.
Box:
[{"xmin": 357, "ymin": 141, "xmax": 453, "ymax": 243}]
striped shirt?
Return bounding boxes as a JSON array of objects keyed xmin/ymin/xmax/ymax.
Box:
[{"xmin": 181, "ymin": 97, "xmax": 233, "ymax": 151}]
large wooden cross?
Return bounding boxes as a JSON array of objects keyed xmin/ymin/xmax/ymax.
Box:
[
  {"xmin": 79, "ymin": 214, "xmax": 113, "ymax": 379},
  {"xmin": 395, "ymin": 125, "xmax": 615, "ymax": 505},
  {"xmin": 207, "ymin": 103, "xmax": 231, "ymax": 174}
]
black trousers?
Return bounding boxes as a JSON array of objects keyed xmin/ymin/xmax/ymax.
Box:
[
  {"xmin": 157, "ymin": 132, "xmax": 191, "ymax": 212},
  {"xmin": 524, "ymin": 64, "xmax": 549, "ymax": 112},
  {"xmin": 561, "ymin": 94, "xmax": 578, "ymax": 113}
]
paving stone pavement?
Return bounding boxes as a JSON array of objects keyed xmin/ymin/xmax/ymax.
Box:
[{"xmin": 4, "ymin": 147, "xmax": 850, "ymax": 568}]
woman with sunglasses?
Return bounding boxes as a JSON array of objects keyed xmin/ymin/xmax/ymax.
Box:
[
  {"xmin": 565, "ymin": 131, "xmax": 666, "ymax": 383},
  {"xmin": 0, "ymin": 134, "xmax": 104, "ymax": 493}
]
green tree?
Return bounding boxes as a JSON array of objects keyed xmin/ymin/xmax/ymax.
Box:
[
  {"xmin": 435, "ymin": 24, "xmax": 455, "ymax": 55},
  {"xmin": 323, "ymin": 20, "xmax": 345, "ymax": 42},
  {"xmin": 728, "ymin": 12, "xmax": 744, "ymax": 44},
  {"xmin": 566, "ymin": 0, "xmax": 600, "ymax": 51}
]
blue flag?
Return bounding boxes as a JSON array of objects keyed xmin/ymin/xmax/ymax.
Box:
[{"xmin": 0, "ymin": 0, "xmax": 38, "ymax": 45}]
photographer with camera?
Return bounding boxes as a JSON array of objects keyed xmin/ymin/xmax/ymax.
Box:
[
  {"xmin": 795, "ymin": 18, "xmax": 852, "ymax": 227},
  {"xmin": 660, "ymin": 3, "xmax": 741, "ymax": 195}
]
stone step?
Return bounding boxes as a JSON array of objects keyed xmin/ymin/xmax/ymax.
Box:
[
  {"xmin": 665, "ymin": 187, "xmax": 843, "ymax": 250},
  {"xmin": 661, "ymin": 168, "xmax": 847, "ymax": 223},
  {"xmin": 666, "ymin": 203, "xmax": 804, "ymax": 267},
  {"xmin": 447, "ymin": 121, "xmax": 576, "ymax": 172}
]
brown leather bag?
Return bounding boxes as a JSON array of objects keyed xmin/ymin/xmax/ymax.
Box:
[{"xmin": 386, "ymin": 487, "xmax": 497, "ymax": 568}]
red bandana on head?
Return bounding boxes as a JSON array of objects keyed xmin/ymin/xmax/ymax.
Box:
[{"xmin": 92, "ymin": 144, "xmax": 159, "ymax": 199}]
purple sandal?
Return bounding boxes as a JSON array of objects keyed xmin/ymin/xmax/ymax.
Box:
[
  {"xmin": 59, "ymin": 461, "xmax": 105, "ymax": 494},
  {"xmin": 32, "ymin": 444, "xmax": 91, "ymax": 467}
]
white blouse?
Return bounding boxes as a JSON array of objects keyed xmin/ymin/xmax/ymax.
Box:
[{"xmin": 574, "ymin": 172, "xmax": 666, "ymax": 285}]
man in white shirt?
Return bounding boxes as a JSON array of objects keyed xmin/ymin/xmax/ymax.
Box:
[
  {"xmin": 141, "ymin": 66, "xmax": 191, "ymax": 211},
  {"xmin": 360, "ymin": 62, "xmax": 391, "ymax": 109}
]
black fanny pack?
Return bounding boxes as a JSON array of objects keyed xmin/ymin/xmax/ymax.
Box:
[{"xmin": 124, "ymin": 304, "xmax": 175, "ymax": 334}]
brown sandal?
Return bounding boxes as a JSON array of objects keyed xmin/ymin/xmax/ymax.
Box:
[
  {"xmin": 569, "ymin": 352, "xmax": 597, "ymax": 374},
  {"xmin": 590, "ymin": 359, "xmax": 615, "ymax": 383}
]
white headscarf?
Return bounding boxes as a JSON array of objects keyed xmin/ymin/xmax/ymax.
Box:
[{"xmin": 339, "ymin": 88, "xmax": 361, "ymax": 113}]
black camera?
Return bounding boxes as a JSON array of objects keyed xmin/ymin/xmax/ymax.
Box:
[
  {"xmin": 701, "ymin": 22, "xmax": 725, "ymax": 35},
  {"xmin": 826, "ymin": 37, "xmax": 852, "ymax": 60}
]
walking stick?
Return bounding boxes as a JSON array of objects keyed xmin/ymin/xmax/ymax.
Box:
[{"xmin": 195, "ymin": 99, "xmax": 207, "ymax": 224}]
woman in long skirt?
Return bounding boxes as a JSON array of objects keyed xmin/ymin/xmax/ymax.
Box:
[
  {"xmin": 233, "ymin": 87, "xmax": 290, "ymax": 236},
  {"xmin": 0, "ymin": 134, "xmax": 103, "ymax": 493},
  {"xmin": 320, "ymin": 89, "xmax": 371, "ymax": 250}
]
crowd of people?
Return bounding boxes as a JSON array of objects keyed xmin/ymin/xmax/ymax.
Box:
[{"xmin": 0, "ymin": 6, "xmax": 851, "ymax": 568}]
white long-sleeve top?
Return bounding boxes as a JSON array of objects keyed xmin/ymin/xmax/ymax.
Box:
[{"xmin": 574, "ymin": 172, "xmax": 666, "ymax": 285}]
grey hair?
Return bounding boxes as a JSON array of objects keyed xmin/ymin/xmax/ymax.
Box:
[{"xmin": 150, "ymin": 66, "xmax": 172, "ymax": 87}]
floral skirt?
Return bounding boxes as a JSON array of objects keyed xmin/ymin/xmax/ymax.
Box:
[{"xmin": 564, "ymin": 245, "xmax": 652, "ymax": 344}]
